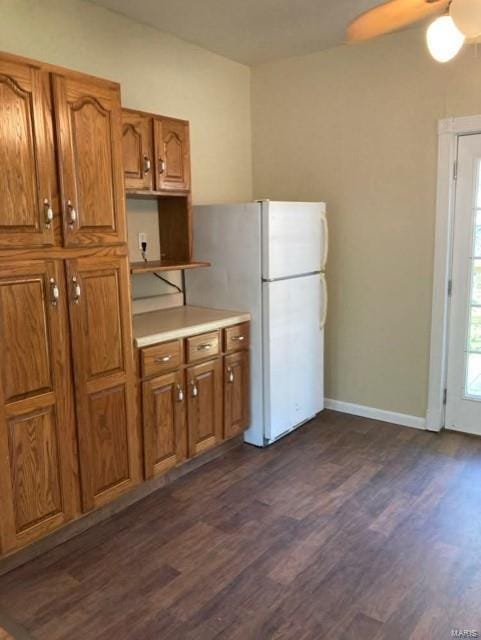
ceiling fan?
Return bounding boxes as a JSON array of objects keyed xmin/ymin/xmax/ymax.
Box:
[{"xmin": 347, "ymin": 0, "xmax": 481, "ymax": 62}]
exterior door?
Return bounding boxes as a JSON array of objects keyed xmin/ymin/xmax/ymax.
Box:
[
  {"xmin": 187, "ymin": 359, "xmax": 222, "ymax": 456},
  {"xmin": 142, "ymin": 371, "xmax": 187, "ymax": 478},
  {"xmin": 53, "ymin": 74, "xmax": 126, "ymax": 246},
  {"xmin": 154, "ymin": 117, "xmax": 190, "ymax": 192},
  {"xmin": 0, "ymin": 260, "xmax": 78, "ymax": 553},
  {"xmin": 122, "ymin": 111, "xmax": 153, "ymax": 191},
  {"xmin": 224, "ymin": 351, "xmax": 250, "ymax": 438},
  {"xmin": 0, "ymin": 57, "xmax": 55, "ymax": 248},
  {"xmin": 446, "ymin": 133, "xmax": 481, "ymax": 435},
  {"xmin": 66, "ymin": 255, "xmax": 141, "ymax": 511}
]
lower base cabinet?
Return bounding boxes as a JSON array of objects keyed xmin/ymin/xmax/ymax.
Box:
[
  {"xmin": 224, "ymin": 351, "xmax": 250, "ymax": 439},
  {"xmin": 187, "ymin": 359, "xmax": 223, "ymax": 457},
  {"xmin": 143, "ymin": 370, "xmax": 187, "ymax": 479}
]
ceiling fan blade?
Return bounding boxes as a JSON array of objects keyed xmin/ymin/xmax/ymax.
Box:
[{"xmin": 347, "ymin": 0, "xmax": 450, "ymax": 42}]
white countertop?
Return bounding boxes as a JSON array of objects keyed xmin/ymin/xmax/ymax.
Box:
[{"xmin": 132, "ymin": 305, "xmax": 251, "ymax": 348}]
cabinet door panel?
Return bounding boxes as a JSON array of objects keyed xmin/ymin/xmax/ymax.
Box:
[
  {"xmin": 122, "ymin": 111, "xmax": 153, "ymax": 191},
  {"xmin": 0, "ymin": 261, "xmax": 78, "ymax": 554},
  {"xmin": 53, "ymin": 75, "xmax": 126, "ymax": 246},
  {"xmin": 224, "ymin": 351, "xmax": 250, "ymax": 439},
  {"xmin": 0, "ymin": 58, "xmax": 54, "ymax": 248},
  {"xmin": 67, "ymin": 255, "xmax": 141, "ymax": 511},
  {"xmin": 187, "ymin": 359, "xmax": 222, "ymax": 457},
  {"xmin": 154, "ymin": 118, "xmax": 190, "ymax": 192},
  {"xmin": 143, "ymin": 370, "xmax": 186, "ymax": 478}
]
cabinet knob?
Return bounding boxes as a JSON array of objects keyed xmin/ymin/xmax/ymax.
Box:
[
  {"xmin": 155, "ymin": 355, "xmax": 172, "ymax": 363},
  {"xmin": 227, "ymin": 368, "xmax": 235, "ymax": 383},
  {"xmin": 177, "ymin": 385, "xmax": 184, "ymax": 403},
  {"xmin": 49, "ymin": 277, "xmax": 60, "ymax": 306},
  {"xmin": 197, "ymin": 343, "xmax": 212, "ymax": 352},
  {"xmin": 190, "ymin": 380, "xmax": 198, "ymax": 398},
  {"xmin": 71, "ymin": 276, "xmax": 81, "ymax": 304},
  {"xmin": 143, "ymin": 156, "xmax": 151, "ymax": 174},
  {"xmin": 43, "ymin": 198, "xmax": 54, "ymax": 229},
  {"xmin": 67, "ymin": 200, "xmax": 77, "ymax": 226},
  {"xmin": 232, "ymin": 335, "xmax": 245, "ymax": 342},
  {"xmin": 158, "ymin": 158, "xmax": 166, "ymax": 174}
]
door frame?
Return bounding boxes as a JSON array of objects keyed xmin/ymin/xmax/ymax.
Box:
[{"xmin": 427, "ymin": 114, "xmax": 481, "ymax": 431}]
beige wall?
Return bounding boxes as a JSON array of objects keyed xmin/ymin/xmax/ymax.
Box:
[
  {"xmin": 252, "ymin": 28, "xmax": 481, "ymax": 418},
  {"xmin": 0, "ymin": 0, "xmax": 252, "ymax": 205}
]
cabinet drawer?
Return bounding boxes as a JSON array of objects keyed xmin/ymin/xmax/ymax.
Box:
[
  {"xmin": 186, "ymin": 331, "xmax": 220, "ymax": 364},
  {"xmin": 224, "ymin": 323, "xmax": 250, "ymax": 353},
  {"xmin": 141, "ymin": 340, "xmax": 183, "ymax": 378}
]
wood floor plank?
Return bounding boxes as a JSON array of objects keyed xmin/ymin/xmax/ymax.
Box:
[{"xmin": 0, "ymin": 411, "xmax": 481, "ymax": 639}]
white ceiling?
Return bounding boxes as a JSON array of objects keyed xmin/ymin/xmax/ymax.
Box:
[{"xmin": 89, "ymin": 0, "xmax": 387, "ymax": 65}]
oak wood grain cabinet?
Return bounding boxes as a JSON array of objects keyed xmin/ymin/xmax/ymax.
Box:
[
  {"xmin": 187, "ymin": 358, "xmax": 223, "ymax": 457},
  {"xmin": 53, "ymin": 74, "xmax": 126, "ymax": 247},
  {"xmin": 224, "ymin": 350, "xmax": 250, "ymax": 439},
  {"xmin": 122, "ymin": 110, "xmax": 153, "ymax": 191},
  {"xmin": 0, "ymin": 260, "xmax": 79, "ymax": 554},
  {"xmin": 66, "ymin": 255, "xmax": 141, "ymax": 511},
  {"xmin": 142, "ymin": 370, "xmax": 187, "ymax": 479},
  {"xmin": 154, "ymin": 117, "xmax": 190, "ymax": 192},
  {"xmin": 121, "ymin": 110, "xmax": 190, "ymax": 194},
  {"xmin": 0, "ymin": 58, "xmax": 56, "ymax": 249}
]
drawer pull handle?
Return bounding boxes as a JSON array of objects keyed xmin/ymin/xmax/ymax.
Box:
[
  {"xmin": 177, "ymin": 385, "xmax": 184, "ymax": 403},
  {"xmin": 197, "ymin": 343, "xmax": 212, "ymax": 352},
  {"xmin": 71, "ymin": 276, "xmax": 81, "ymax": 304},
  {"xmin": 155, "ymin": 355, "xmax": 172, "ymax": 363},
  {"xmin": 143, "ymin": 156, "xmax": 151, "ymax": 174},
  {"xmin": 232, "ymin": 335, "xmax": 245, "ymax": 342},
  {"xmin": 227, "ymin": 368, "xmax": 235, "ymax": 383},
  {"xmin": 191, "ymin": 381, "xmax": 198, "ymax": 397},
  {"xmin": 67, "ymin": 200, "xmax": 77, "ymax": 226},
  {"xmin": 159, "ymin": 158, "xmax": 166, "ymax": 174}
]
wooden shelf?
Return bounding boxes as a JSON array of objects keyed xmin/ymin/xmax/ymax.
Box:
[
  {"xmin": 130, "ymin": 260, "xmax": 211, "ymax": 274},
  {"xmin": 126, "ymin": 189, "xmax": 189, "ymax": 199}
]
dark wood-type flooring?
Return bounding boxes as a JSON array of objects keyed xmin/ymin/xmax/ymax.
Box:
[{"xmin": 1, "ymin": 410, "xmax": 481, "ymax": 640}]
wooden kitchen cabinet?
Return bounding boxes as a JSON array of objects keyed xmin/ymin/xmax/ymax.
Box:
[
  {"xmin": 187, "ymin": 359, "xmax": 223, "ymax": 457},
  {"xmin": 142, "ymin": 370, "xmax": 187, "ymax": 478},
  {"xmin": 122, "ymin": 110, "xmax": 153, "ymax": 191},
  {"xmin": 53, "ymin": 73, "xmax": 126, "ymax": 247},
  {"xmin": 0, "ymin": 57, "xmax": 55, "ymax": 249},
  {"xmin": 0, "ymin": 260, "xmax": 78, "ymax": 554},
  {"xmin": 154, "ymin": 117, "xmax": 191, "ymax": 192},
  {"xmin": 224, "ymin": 351, "xmax": 250, "ymax": 439},
  {"xmin": 66, "ymin": 254, "xmax": 141, "ymax": 511}
]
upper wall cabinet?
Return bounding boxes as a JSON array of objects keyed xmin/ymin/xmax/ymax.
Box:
[
  {"xmin": 0, "ymin": 58, "xmax": 55, "ymax": 249},
  {"xmin": 53, "ymin": 74, "xmax": 126, "ymax": 247},
  {"xmin": 122, "ymin": 110, "xmax": 191, "ymax": 194},
  {"xmin": 122, "ymin": 110, "xmax": 153, "ymax": 192},
  {"xmin": 154, "ymin": 117, "xmax": 190, "ymax": 193}
]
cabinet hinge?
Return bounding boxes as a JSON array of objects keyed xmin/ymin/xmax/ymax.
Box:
[
  {"xmin": 443, "ymin": 388, "xmax": 448, "ymax": 405},
  {"xmin": 448, "ymin": 279, "xmax": 453, "ymax": 297},
  {"xmin": 453, "ymin": 161, "xmax": 458, "ymax": 182}
]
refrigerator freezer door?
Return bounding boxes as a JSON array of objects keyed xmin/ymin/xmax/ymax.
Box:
[
  {"xmin": 263, "ymin": 273, "xmax": 324, "ymax": 443},
  {"xmin": 262, "ymin": 201, "xmax": 326, "ymax": 280}
]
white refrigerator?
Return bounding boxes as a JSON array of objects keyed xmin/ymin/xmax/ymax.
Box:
[{"xmin": 185, "ymin": 201, "xmax": 328, "ymax": 447}]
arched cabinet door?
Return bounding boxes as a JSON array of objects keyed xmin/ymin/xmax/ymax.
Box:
[
  {"xmin": 52, "ymin": 74, "xmax": 126, "ymax": 247},
  {"xmin": 154, "ymin": 117, "xmax": 191, "ymax": 192},
  {"xmin": 122, "ymin": 111, "xmax": 153, "ymax": 191},
  {"xmin": 0, "ymin": 58, "xmax": 55, "ymax": 248}
]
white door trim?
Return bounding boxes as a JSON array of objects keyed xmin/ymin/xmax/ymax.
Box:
[{"xmin": 427, "ymin": 115, "xmax": 481, "ymax": 431}]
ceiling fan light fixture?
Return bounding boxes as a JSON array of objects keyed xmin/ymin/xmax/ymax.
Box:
[
  {"xmin": 451, "ymin": 0, "xmax": 481, "ymax": 38},
  {"xmin": 426, "ymin": 15, "xmax": 465, "ymax": 62}
]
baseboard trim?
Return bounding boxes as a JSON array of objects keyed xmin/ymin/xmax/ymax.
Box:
[{"xmin": 325, "ymin": 399, "xmax": 426, "ymax": 430}]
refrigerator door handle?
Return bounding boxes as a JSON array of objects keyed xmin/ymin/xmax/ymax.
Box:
[
  {"xmin": 320, "ymin": 273, "xmax": 328, "ymax": 329},
  {"xmin": 321, "ymin": 212, "xmax": 329, "ymax": 271}
]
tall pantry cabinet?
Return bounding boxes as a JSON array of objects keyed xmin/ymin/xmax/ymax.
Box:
[{"xmin": 0, "ymin": 52, "xmax": 141, "ymax": 555}]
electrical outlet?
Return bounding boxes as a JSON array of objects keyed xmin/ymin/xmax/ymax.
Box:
[{"xmin": 138, "ymin": 232, "xmax": 147, "ymax": 252}]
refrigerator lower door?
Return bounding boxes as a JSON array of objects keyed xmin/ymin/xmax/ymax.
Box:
[
  {"xmin": 263, "ymin": 273, "xmax": 324, "ymax": 444},
  {"xmin": 261, "ymin": 201, "xmax": 326, "ymax": 280}
]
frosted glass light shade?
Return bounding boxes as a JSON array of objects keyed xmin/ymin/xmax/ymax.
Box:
[
  {"xmin": 451, "ymin": 0, "xmax": 481, "ymax": 38},
  {"xmin": 426, "ymin": 16, "xmax": 465, "ymax": 63}
]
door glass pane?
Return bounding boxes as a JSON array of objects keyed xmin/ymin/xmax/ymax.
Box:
[
  {"xmin": 467, "ymin": 353, "xmax": 481, "ymax": 396},
  {"xmin": 468, "ymin": 306, "xmax": 481, "ymax": 352},
  {"xmin": 471, "ymin": 260, "xmax": 481, "ymax": 304},
  {"xmin": 474, "ymin": 211, "xmax": 481, "ymax": 257}
]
